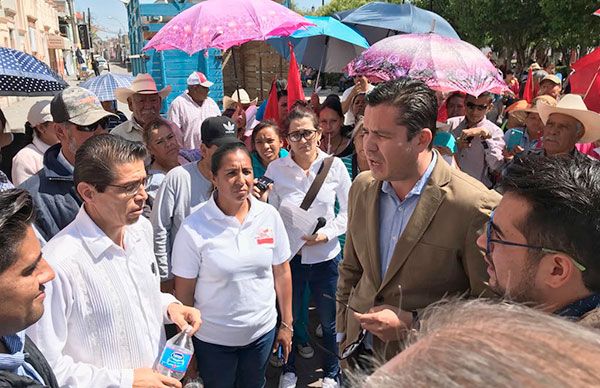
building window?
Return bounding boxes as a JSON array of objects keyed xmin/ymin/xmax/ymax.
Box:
[
  {"xmin": 29, "ymin": 27, "xmax": 37, "ymax": 52},
  {"xmin": 9, "ymin": 28, "xmax": 16, "ymax": 48}
]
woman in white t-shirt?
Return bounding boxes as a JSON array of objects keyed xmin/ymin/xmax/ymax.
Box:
[
  {"xmin": 172, "ymin": 142, "xmax": 292, "ymax": 388},
  {"xmin": 264, "ymin": 106, "xmax": 352, "ymax": 388}
]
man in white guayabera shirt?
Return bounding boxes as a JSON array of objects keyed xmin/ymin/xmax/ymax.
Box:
[{"xmin": 27, "ymin": 135, "xmax": 201, "ymax": 388}]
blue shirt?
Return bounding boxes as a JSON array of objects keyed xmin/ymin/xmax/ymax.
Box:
[
  {"xmin": 0, "ymin": 331, "xmax": 44, "ymax": 383},
  {"xmin": 378, "ymin": 152, "xmax": 437, "ymax": 278}
]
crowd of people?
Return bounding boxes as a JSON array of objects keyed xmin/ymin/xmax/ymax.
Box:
[{"xmin": 0, "ymin": 57, "xmax": 599, "ymax": 388}]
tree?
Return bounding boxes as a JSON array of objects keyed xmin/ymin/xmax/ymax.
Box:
[
  {"xmin": 539, "ymin": 0, "xmax": 600, "ymax": 52},
  {"xmin": 313, "ymin": 0, "xmax": 402, "ymax": 16}
]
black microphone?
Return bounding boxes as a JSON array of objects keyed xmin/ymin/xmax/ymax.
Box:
[{"xmin": 312, "ymin": 217, "xmax": 327, "ymax": 235}]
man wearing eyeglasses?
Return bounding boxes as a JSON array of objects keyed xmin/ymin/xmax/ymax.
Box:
[
  {"xmin": 27, "ymin": 135, "xmax": 202, "ymax": 387},
  {"xmin": 19, "ymin": 86, "xmax": 115, "ymax": 241},
  {"xmin": 447, "ymin": 92, "xmax": 505, "ymax": 188},
  {"xmin": 477, "ymin": 155, "xmax": 599, "ymax": 328}
]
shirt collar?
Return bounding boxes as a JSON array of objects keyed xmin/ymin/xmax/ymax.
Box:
[
  {"xmin": 555, "ymin": 293, "xmax": 600, "ymax": 319},
  {"xmin": 75, "ymin": 206, "xmax": 141, "ymax": 259},
  {"xmin": 57, "ymin": 149, "xmax": 74, "ymax": 173},
  {"xmin": 281, "ymin": 149, "xmax": 329, "ymax": 169},
  {"xmin": 0, "ymin": 331, "xmax": 26, "ymax": 372},
  {"xmin": 204, "ymin": 192, "xmax": 264, "ymax": 223},
  {"xmin": 381, "ymin": 151, "xmax": 437, "ymax": 200},
  {"xmin": 32, "ymin": 136, "xmax": 51, "ymax": 154},
  {"xmin": 126, "ymin": 117, "xmax": 144, "ymax": 133}
]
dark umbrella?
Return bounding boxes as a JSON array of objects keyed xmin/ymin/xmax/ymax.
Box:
[
  {"xmin": 334, "ymin": 2, "xmax": 459, "ymax": 45},
  {"xmin": 0, "ymin": 47, "xmax": 68, "ymax": 97}
]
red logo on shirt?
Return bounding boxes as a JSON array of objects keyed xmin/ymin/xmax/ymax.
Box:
[{"xmin": 256, "ymin": 228, "xmax": 274, "ymax": 245}]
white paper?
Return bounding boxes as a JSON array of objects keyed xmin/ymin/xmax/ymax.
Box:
[{"xmin": 278, "ymin": 201, "xmax": 319, "ymax": 258}]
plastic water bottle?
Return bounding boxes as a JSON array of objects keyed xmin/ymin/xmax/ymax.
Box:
[{"xmin": 156, "ymin": 325, "xmax": 194, "ymax": 380}]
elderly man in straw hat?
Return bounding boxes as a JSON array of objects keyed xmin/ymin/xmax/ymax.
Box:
[
  {"xmin": 112, "ymin": 73, "xmax": 179, "ymax": 144},
  {"xmin": 503, "ymin": 95, "xmax": 557, "ymax": 161},
  {"xmin": 535, "ymin": 94, "xmax": 600, "ymax": 157},
  {"xmin": 168, "ymin": 72, "xmax": 221, "ymax": 150}
]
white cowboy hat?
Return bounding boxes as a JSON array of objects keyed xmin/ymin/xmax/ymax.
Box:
[
  {"xmin": 115, "ymin": 73, "xmax": 172, "ymax": 103},
  {"xmin": 539, "ymin": 94, "xmax": 600, "ymax": 144},
  {"xmin": 223, "ymin": 89, "xmax": 258, "ymax": 110}
]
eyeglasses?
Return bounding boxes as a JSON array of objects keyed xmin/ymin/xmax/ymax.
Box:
[
  {"xmin": 287, "ymin": 129, "xmax": 318, "ymax": 142},
  {"xmin": 70, "ymin": 117, "xmax": 108, "ymax": 132},
  {"xmin": 486, "ymin": 211, "xmax": 586, "ymax": 272},
  {"xmin": 106, "ymin": 176, "xmax": 149, "ymax": 197},
  {"xmin": 466, "ymin": 101, "xmax": 489, "ymax": 111}
]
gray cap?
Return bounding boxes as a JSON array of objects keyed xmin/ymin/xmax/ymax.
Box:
[{"xmin": 51, "ymin": 86, "xmax": 116, "ymax": 125}]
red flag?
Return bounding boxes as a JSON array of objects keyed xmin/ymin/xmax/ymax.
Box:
[
  {"xmin": 584, "ymin": 72, "xmax": 600, "ymax": 113},
  {"xmin": 523, "ymin": 67, "xmax": 535, "ymax": 103},
  {"xmin": 286, "ymin": 43, "xmax": 305, "ymax": 111},
  {"xmin": 263, "ymin": 80, "xmax": 280, "ymax": 123}
]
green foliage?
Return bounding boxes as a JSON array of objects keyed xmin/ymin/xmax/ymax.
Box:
[
  {"xmin": 313, "ymin": 0, "xmax": 403, "ymax": 16},
  {"xmin": 539, "ymin": 0, "xmax": 600, "ymax": 49}
]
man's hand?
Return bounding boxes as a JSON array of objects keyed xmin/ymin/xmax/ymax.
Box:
[
  {"xmin": 167, "ymin": 303, "xmax": 202, "ymax": 335},
  {"xmin": 502, "ymin": 145, "xmax": 524, "ymax": 161},
  {"xmin": 461, "ymin": 127, "xmax": 491, "ymax": 140},
  {"xmin": 354, "ymin": 76, "xmax": 369, "ymax": 94},
  {"xmin": 133, "ymin": 368, "xmax": 182, "ymax": 388},
  {"xmin": 353, "ymin": 305, "xmax": 413, "ymax": 342},
  {"xmin": 302, "ymin": 233, "xmax": 328, "ymax": 246}
]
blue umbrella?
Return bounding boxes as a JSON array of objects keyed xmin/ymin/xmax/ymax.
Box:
[
  {"xmin": 80, "ymin": 73, "xmax": 134, "ymax": 102},
  {"xmin": 334, "ymin": 2, "xmax": 459, "ymax": 44},
  {"xmin": 0, "ymin": 47, "xmax": 68, "ymax": 96},
  {"xmin": 268, "ymin": 16, "xmax": 369, "ymax": 73}
]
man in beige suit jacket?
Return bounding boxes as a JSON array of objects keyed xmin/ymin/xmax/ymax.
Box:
[{"xmin": 336, "ymin": 79, "xmax": 501, "ymax": 362}]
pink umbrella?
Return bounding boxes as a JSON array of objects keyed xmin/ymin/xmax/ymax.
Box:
[
  {"xmin": 143, "ymin": 0, "xmax": 314, "ymax": 54},
  {"xmin": 345, "ymin": 33, "xmax": 507, "ymax": 97}
]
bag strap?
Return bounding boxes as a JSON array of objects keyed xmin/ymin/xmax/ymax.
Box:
[{"xmin": 300, "ymin": 157, "xmax": 334, "ymax": 211}]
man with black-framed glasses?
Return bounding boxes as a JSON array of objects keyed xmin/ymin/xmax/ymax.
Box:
[
  {"xmin": 20, "ymin": 87, "xmax": 116, "ymax": 241},
  {"xmin": 476, "ymin": 155, "xmax": 600, "ymax": 328},
  {"xmin": 447, "ymin": 92, "xmax": 505, "ymax": 188}
]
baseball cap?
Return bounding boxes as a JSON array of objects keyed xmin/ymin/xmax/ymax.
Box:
[
  {"xmin": 27, "ymin": 100, "xmax": 53, "ymax": 127},
  {"xmin": 187, "ymin": 72, "xmax": 214, "ymax": 88},
  {"xmin": 51, "ymin": 86, "xmax": 117, "ymax": 126},
  {"xmin": 201, "ymin": 116, "xmax": 239, "ymax": 147},
  {"xmin": 541, "ymin": 74, "xmax": 561, "ymax": 86}
]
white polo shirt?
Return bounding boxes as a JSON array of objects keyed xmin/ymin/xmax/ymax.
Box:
[{"xmin": 171, "ymin": 195, "xmax": 291, "ymax": 347}]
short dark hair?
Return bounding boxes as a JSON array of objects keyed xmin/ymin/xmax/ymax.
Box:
[
  {"xmin": 499, "ymin": 155, "xmax": 600, "ymax": 291},
  {"xmin": 251, "ymin": 120, "xmax": 280, "ymax": 147},
  {"xmin": 467, "ymin": 91, "xmax": 493, "ymax": 103},
  {"xmin": 210, "ymin": 141, "xmax": 251, "ymax": 176},
  {"xmin": 74, "ymin": 134, "xmax": 148, "ymax": 192},
  {"xmin": 0, "ymin": 189, "xmax": 35, "ymax": 274},
  {"xmin": 319, "ymin": 94, "xmax": 343, "ymax": 119},
  {"xmin": 284, "ymin": 105, "xmax": 319, "ymax": 132},
  {"xmin": 142, "ymin": 117, "xmax": 172, "ymax": 145},
  {"xmin": 365, "ymin": 78, "xmax": 437, "ymax": 148}
]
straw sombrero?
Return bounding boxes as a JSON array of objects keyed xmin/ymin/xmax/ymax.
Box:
[
  {"xmin": 115, "ymin": 73, "xmax": 171, "ymax": 103},
  {"xmin": 538, "ymin": 94, "xmax": 600, "ymax": 143}
]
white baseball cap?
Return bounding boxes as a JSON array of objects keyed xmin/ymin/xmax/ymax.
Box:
[
  {"xmin": 187, "ymin": 72, "xmax": 213, "ymax": 88},
  {"xmin": 27, "ymin": 100, "xmax": 53, "ymax": 127}
]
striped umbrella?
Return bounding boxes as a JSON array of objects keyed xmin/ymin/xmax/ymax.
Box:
[
  {"xmin": 0, "ymin": 47, "xmax": 68, "ymax": 96},
  {"xmin": 80, "ymin": 73, "xmax": 134, "ymax": 102}
]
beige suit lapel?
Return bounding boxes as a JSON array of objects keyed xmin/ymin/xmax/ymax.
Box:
[
  {"xmin": 366, "ymin": 179, "xmax": 383, "ymax": 287},
  {"xmin": 378, "ymin": 156, "xmax": 451, "ymax": 292}
]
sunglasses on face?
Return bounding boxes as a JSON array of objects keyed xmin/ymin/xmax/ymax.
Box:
[
  {"xmin": 71, "ymin": 117, "xmax": 109, "ymax": 132},
  {"xmin": 106, "ymin": 176, "xmax": 149, "ymax": 197},
  {"xmin": 485, "ymin": 211, "xmax": 586, "ymax": 272},
  {"xmin": 287, "ymin": 129, "xmax": 317, "ymax": 142},
  {"xmin": 466, "ymin": 101, "xmax": 489, "ymax": 111}
]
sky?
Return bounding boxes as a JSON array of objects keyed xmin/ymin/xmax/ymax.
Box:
[{"xmin": 78, "ymin": 0, "xmax": 329, "ymax": 39}]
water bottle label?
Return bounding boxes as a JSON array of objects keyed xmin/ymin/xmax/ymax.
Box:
[{"xmin": 159, "ymin": 348, "xmax": 191, "ymax": 373}]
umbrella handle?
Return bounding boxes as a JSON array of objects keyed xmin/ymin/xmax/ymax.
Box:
[{"xmin": 314, "ymin": 37, "xmax": 329, "ymax": 93}]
